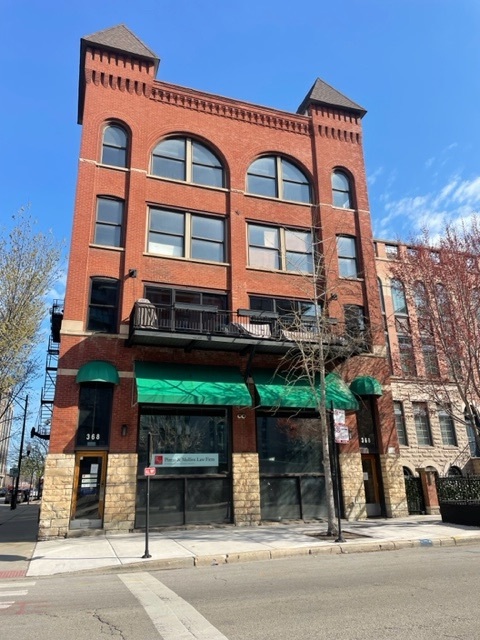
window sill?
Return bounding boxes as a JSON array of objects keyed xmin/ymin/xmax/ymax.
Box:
[
  {"xmin": 147, "ymin": 173, "xmax": 228, "ymax": 193},
  {"xmin": 90, "ymin": 244, "xmax": 125, "ymax": 252},
  {"xmin": 143, "ymin": 252, "xmax": 229, "ymax": 268},
  {"xmin": 97, "ymin": 163, "xmax": 129, "ymax": 172},
  {"xmin": 244, "ymin": 192, "xmax": 312, "ymax": 207},
  {"xmin": 246, "ymin": 265, "xmax": 313, "ymax": 277}
]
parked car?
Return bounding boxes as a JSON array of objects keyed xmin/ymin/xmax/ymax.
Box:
[
  {"xmin": 4, "ymin": 489, "xmax": 30, "ymax": 504},
  {"xmin": 0, "ymin": 488, "xmax": 6, "ymax": 498}
]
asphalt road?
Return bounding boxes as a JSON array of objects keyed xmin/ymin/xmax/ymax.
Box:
[{"xmin": 1, "ymin": 544, "xmax": 480, "ymax": 639}]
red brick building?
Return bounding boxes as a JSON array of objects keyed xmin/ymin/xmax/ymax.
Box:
[{"xmin": 39, "ymin": 25, "xmax": 408, "ymax": 538}]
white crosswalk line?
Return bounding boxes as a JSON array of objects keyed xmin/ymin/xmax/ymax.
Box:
[
  {"xmin": 0, "ymin": 580, "xmax": 36, "ymax": 610},
  {"xmin": 119, "ymin": 572, "xmax": 230, "ymax": 640}
]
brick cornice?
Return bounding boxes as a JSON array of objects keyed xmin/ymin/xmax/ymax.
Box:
[{"xmin": 150, "ymin": 83, "xmax": 312, "ymax": 135}]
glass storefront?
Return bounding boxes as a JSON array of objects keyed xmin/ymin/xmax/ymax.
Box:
[
  {"xmin": 135, "ymin": 408, "xmax": 231, "ymax": 527},
  {"xmin": 257, "ymin": 413, "xmax": 327, "ymax": 521}
]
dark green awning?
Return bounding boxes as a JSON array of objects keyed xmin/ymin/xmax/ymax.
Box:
[
  {"xmin": 350, "ymin": 376, "xmax": 383, "ymax": 397},
  {"xmin": 325, "ymin": 373, "xmax": 359, "ymax": 411},
  {"xmin": 253, "ymin": 370, "xmax": 318, "ymax": 409},
  {"xmin": 254, "ymin": 370, "xmax": 359, "ymax": 411},
  {"xmin": 76, "ymin": 360, "xmax": 119, "ymax": 384},
  {"xmin": 134, "ymin": 362, "xmax": 252, "ymax": 406}
]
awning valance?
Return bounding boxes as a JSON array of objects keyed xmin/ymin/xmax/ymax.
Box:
[
  {"xmin": 134, "ymin": 362, "xmax": 252, "ymax": 406},
  {"xmin": 76, "ymin": 360, "xmax": 119, "ymax": 384},
  {"xmin": 253, "ymin": 370, "xmax": 359, "ymax": 411},
  {"xmin": 350, "ymin": 375, "xmax": 383, "ymax": 397}
]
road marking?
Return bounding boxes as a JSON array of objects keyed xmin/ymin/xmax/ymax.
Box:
[
  {"xmin": 0, "ymin": 580, "xmax": 36, "ymax": 611},
  {"xmin": 119, "ymin": 572, "xmax": 229, "ymax": 640}
]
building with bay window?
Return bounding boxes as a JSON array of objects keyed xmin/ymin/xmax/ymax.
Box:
[{"xmin": 38, "ymin": 25, "xmax": 408, "ymax": 538}]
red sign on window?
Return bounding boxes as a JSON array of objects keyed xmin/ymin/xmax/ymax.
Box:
[{"xmin": 144, "ymin": 467, "xmax": 156, "ymax": 476}]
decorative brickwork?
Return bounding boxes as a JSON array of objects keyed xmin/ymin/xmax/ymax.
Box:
[
  {"xmin": 103, "ymin": 453, "xmax": 137, "ymax": 532},
  {"xmin": 339, "ymin": 453, "xmax": 367, "ymax": 520},
  {"xmin": 232, "ymin": 453, "xmax": 261, "ymax": 526},
  {"xmin": 380, "ymin": 453, "xmax": 409, "ymax": 517},
  {"xmin": 38, "ymin": 454, "xmax": 75, "ymax": 539}
]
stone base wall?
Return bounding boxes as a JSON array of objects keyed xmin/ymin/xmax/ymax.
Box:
[
  {"xmin": 380, "ymin": 453, "xmax": 409, "ymax": 517},
  {"xmin": 38, "ymin": 453, "xmax": 75, "ymax": 539},
  {"xmin": 339, "ymin": 452, "xmax": 367, "ymax": 520},
  {"xmin": 232, "ymin": 453, "xmax": 261, "ymax": 526},
  {"xmin": 103, "ymin": 453, "xmax": 137, "ymax": 533}
]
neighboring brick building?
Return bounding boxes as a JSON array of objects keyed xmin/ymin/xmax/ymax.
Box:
[
  {"xmin": 39, "ymin": 25, "xmax": 408, "ymax": 539},
  {"xmin": 375, "ymin": 239, "xmax": 480, "ymax": 500}
]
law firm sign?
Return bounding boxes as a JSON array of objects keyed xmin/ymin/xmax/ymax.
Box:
[{"xmin": 152, "ymin": 453, "xmax": 219, "ymax": 468}]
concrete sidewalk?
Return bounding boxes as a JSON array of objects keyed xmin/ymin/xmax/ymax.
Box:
[{"xmin": 2, "ymin": 503, "xmax": 480, "ymax": 578}]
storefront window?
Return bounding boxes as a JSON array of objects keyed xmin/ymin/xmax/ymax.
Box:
[
  {"xmin": 76, "ymin": 383, "xmax": 113, "ymax": 447},
  {"xmin": 257, "ymin": 413, "xmax": 323, "ymax": 474},
  {"xmin": 138, "ymin": 409, "xmax": 229, "ymax": 474}
]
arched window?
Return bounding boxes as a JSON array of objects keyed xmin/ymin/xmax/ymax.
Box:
[
  {"xmin": 391, "ymin": 279, "xmax": 416, "ymax": 376},
  {"xmin": 101, "ymin": 124, "xmax": 128, "ymax": 168},
  {"xmin": 151, "ymin": 137, "xmax": 224, "ymax": 188},
  {"xmin": 447, "ymin": 466, "xmax": 462, "ymax": 477},
  {"xmin": 246, "ymin": 156, "xmax": 311, "ymax": 203},
  {"xmin": 331, "ymin": 170, "xmax": 353, "ymax": 209}
]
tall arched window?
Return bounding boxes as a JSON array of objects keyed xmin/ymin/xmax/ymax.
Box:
[
  {"xmin": 101, "ymin": 124, "xmax": 128, "ymax": 168},
  {"xmin": 331, "ymin": 170, "xmax": 353, "ymax": 209},
  {"xmin": 414, "ymin": 281, "xmax": 439, "ymax": 377},
  {"xmin": 151, "ymin": 137, "xmax": 224, "ymax": 188},
  {"xmin": 246, "ymin": 156, "xmax": 311, "ymax": 203}
]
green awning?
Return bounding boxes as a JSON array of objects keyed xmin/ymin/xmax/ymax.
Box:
[
  {"xmin": 350, "ymin": 375, "xmax": 383, "ymax": 397},
  {"xmin": 134, "ymin": 362, "xmax": 252, "ymax": 406},
  {"xmin": 325, "ymin": 373, "xmax": 359, "ymax": 411},
  {"xmin": 253, "ymin": 369, "xmax": 318, "ymax": 409},
  {"xmin": 76, "ymin": 360, "xmax": 119, "ymax": 384},
  {"xmin": 253, "ymin": 370, "xmax": 359, "ymax": 411}
]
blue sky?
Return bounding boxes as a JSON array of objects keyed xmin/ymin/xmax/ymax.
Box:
[{"xmin": 1, "ymin": 0, "xmax": 480, "ymax": 428}]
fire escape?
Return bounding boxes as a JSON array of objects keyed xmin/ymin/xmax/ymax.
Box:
[{"xmin": 32, "ymin": 300, "xmax": 63, "ymax": 440}]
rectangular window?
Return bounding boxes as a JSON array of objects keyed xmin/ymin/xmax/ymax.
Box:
[
  {"xmin": 248, "ymin": 224, "xmax": 312, "ymax": 273},
  {"xmin": 77, "ymin": 384, "xmax": 113, "ymax": 447},
  {"xmin": 421, "ymin": 337, "xmax": 440, "ymax": 377},
  {"xmin": 148, "ymin": 207, "xmax": 225, "ymax": 262},
  {"xmin": 87, "ymin": 278, "xmax": 119, "ymax": 333},
  {"xmin": 94, "ymin": 198, "xmax": 123, "ymax": 247},
  {"xmin": 394, "ymin": 401, "xmax": 408, "ymax": 446},
  {"xmin": 337, "ymin": 236, "xmax": 358, "ymax": 278},
  {"xmin": 437, "ymin": 405, "xmax": 457, "ymax": 446},
  {"xmin": 344, "ymin": 305, "xmax": 366, "ymax": 340},
  {"xmin": 413, "ymin": 402, "xmax": 432, "ymax": 446},
  {"xmin": 385, "ymin": 244, "xmax": 399, "ymax": 259}
]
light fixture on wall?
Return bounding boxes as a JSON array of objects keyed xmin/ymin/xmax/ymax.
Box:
[
  {"xmin": 128, "ymin": 268, "xmax": 137, "ymax": 278},
  {"xmin": 121, "ymin": 424, "xmax": 128, "ymax": 437}
]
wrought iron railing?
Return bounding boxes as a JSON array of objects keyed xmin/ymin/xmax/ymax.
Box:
[{"xmin": 128, "ymin": 300, "xmax": 355, "ymax": 347}]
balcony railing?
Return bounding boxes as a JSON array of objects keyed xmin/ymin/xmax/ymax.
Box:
[{"xmin": 127, "ymin": 300, "xmax": 356, "ymax": 356}]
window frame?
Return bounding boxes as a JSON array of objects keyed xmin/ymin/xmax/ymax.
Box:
[
  {"xmin": 437, "ymin": 404, "xmax": 457, "ymax": 446},
  {"xmin": 151, "ymin": 137, "xmax": 225, "ymax": 188},
  {"xmin": 394, "ymin": 401, "xmax": 408, "ymax": 446},
  {"xmin": 412, "ymin": 402, "xmax": 433, "ymax": 446},
  {"xmin": 101, "ymin": 123, "xmax": 128, "ymax": 168},
  {"xmin": 247, "ymin": 223, "xmax": 313, "ymax": 274},
  {"xmin": 148, "ymin": 207, "xmax": 226, "ymax": 263},
  {"xmin": 87, "ymin": 277, "xmax": 120, "ymax": 334},
  {"xmin": 331, "ymin": 169, "xmax": 353, "ymax": 209},
  {"xmin": 246, "ymin": 156, "xmax": 311, "ymax": 204},
  {"xmin": 337, "ymin": 235, "xmax": 359, "ymax": 278},
  {"xmin": 94, "ymin": 197, "xmax": 124, "ymax": 248}
]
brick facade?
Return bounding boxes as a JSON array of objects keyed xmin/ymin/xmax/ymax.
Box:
[{"xmin": 40, "ymin": 25, "xmax": 408, "ymax": 537}]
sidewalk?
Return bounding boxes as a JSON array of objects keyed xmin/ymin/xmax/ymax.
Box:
[{"xmin": 1, "ymin": 503, "xmax": 480, "ymax": 578}]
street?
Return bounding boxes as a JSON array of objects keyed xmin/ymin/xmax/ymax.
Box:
[{"xmin": 1, "ymin": 544, "xmax": 480, "ymax": 639}]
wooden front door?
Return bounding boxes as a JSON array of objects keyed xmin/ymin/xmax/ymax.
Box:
[{"xmin": 71, "ymin": 452, "xmax": 108, "ymax": 529}]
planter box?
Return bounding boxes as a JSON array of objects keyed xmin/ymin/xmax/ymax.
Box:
[{"xmin": 439, "ymin": 502, "xmax": 480, "ymax": 527}]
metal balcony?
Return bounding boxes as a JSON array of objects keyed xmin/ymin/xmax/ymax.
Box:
[{"xmin": 127, "ymin": 300, "xmax": 349, "ymax": 356}]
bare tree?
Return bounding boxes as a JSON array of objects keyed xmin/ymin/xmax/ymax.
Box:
[
  {"xmin": 390, "ymin": 217, "xmax": 480, "ymax": 448},
  {"xmin": 274, "ymin": 235, "xmax": 373, "ymax": 536},
  {"xmin": 0, "ymin": 207, "xmax": 62, "ymax": 426}
]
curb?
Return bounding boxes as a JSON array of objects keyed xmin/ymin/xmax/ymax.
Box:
[{"xmin": 27, "ymin": 533, "xmax": 480, "ymax": 578}]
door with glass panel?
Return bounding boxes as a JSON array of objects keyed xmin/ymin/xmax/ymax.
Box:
[{"xmin": 71, "ymin": 452, "xmax": 107, "ymax": 529}]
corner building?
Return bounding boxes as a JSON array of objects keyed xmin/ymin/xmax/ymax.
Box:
[{"xmin": 39, "ymin": 25, "xmax": 408, "ymax": 538}]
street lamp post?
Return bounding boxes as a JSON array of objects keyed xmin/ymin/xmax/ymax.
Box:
[{"xmin": 10, "ymin": 395, "xmax": 28, "ymax": 511}]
